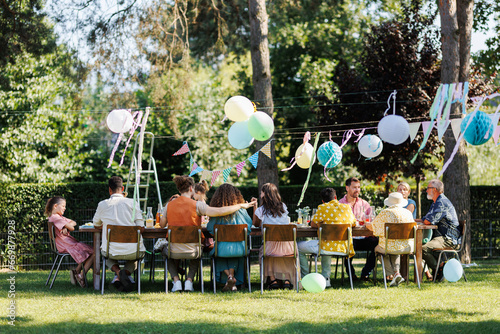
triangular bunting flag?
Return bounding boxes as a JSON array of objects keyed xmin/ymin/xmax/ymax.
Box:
[
  {"xmin": 493, "ymin": 126, "xmax": 500, "ymax": 145},
  {"xmin": 201, "ymin": 169, "xmax": 211, "ymax": 180},
  {"xmin": 210, "ymin": 170, "xmax": 221, "ymax": 186},
  {"xmin": 189, "ymin": 166, "xmax": 203, "ymax": 177},
  {"xmin": 248, "ymin": 152, "xmax": 259, "ymax": 169},
  {"xmin": 191, "ymin": 162, "xmax": 199, "ymax": 173},
  {"xmin": 172, "ymin": 142, "xmax": 190, "ymax": 156},
  {"xmin": 260, "ymin": 141, "xmax": 272, "ymax": 159},
  {"xmin": 450, "ymin": 119, "xmax": 462, "ymax": 141},
  {"xmin": 222, "ymin": 167, "xmax": 232, "ymax": 182},
  {"xmin": 489, "ymin": 113, "xmax": 500, "ymax": 127},
  {"xmin": 421, "ymin": 121, "xmax": 434, "ymax": 139},
  {"xmin": 437, "ymin": 120, "xmax": 451, "ymax": 141},
  {"xmin": 408, "ymin": 122, "xmax": 420, "ymax": 143},
  {"xmin": 235, "ymin": 161, "xmax": 246, "ymax": 176}
]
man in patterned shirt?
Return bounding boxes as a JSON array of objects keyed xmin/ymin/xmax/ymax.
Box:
[
  {"xmin": 418, "ymin": 179, "xmax": 461, "ymax": 281},
  {"xmin": 297, "ymin": 188, "xmax": 356, "ymax": 287},
  {"xmin": 366, "ymin": 192, "xmax": 415, "ymax": 286}
]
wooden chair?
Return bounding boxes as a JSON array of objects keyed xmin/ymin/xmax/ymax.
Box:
[
  {"xmin": 211, "ymin": 224, "xmax": 251, "ymax": 293},
  {"xmin": 164, "ymin": 225, "xmax": 204, "ymax": 293},
  {"xmin": 45, "ymin": 222, "xmax": 87, "ymax": 289},
  {"xmin": 260, "ymin": 224, "xmax": 300, "ymax": 294},
  {"xmin": 101, "ymin": 225, "xmax": 144, "ymax": 294},
  {"xmin": 433, "ymin": 220, "xmax": 467, "ymax": 283},
  {"xmin": 312, "ymin": 223, "xmax": 354, "ymax": 290},
  {"xmin": 373, "ymin": 222, "xmax": 420, "ymax": 289}
]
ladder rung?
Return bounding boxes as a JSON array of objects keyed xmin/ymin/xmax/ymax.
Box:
[{"xmin": 128, "ymin": 170, "xmax": 155, "ymax": 174}]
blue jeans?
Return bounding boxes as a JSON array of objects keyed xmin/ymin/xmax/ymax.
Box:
[{"xmin": 297, "ymin": 240, "xmax": 333, "ymax": 279}]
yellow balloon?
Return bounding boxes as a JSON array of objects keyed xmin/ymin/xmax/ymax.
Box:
[{"xmin": 295, "ymin": 143, "xmax": 315, "ymax": 169}]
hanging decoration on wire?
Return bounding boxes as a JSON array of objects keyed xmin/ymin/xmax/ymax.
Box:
[
  {"xmin": 317, "ymin": 131, "xmax": 343, "ymax": 182},
  {"xmin": 172, "ymin": 139, "xmax": 273, "ymax": 186},
  {"xmin": 377, "ymin": 90, "xmax": 410, "ymax": 145},
  {"xmin": 282, "ymin": 132, "xmax": 315, "ymax": 171}
]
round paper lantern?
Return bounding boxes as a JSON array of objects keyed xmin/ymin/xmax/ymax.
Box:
[
  {"xmin": 228, "ymin": 121, "xmax": 254, "ymax": 149},
  {"xmin": 224, "ymin": 96, "xmax": 254, "ymax": 122},
  {"xmin": 443, "ymin": 258, "xmax": 463, "ymax": 282},
  {"xmin": 317, "ymin": 141, "xmax": 342, "ymax": 168},
  {"xmin": 460, "ymin": 111, "xmax": 494, "ymax": 145},
  {"xmin": 247, "ymin": 111, "xmax": 274, "ymax": 141},
  {"xmin": 295, "ymin": 142, "xmax": 315, "ymax": 169},
  {"xmin": 358, "ymin": 134, "xmax": 383, "ymax": 158},
  {"xmin": 301, "ymin": 273, "xmax": 326, "ymax": 293},
  {"xmin": 106, "ymin": 109, "xmax": 133, "ymax": 133},
  {"xmin": 377, "ymin": 115, "xmax": 410, "ymax": 145}
]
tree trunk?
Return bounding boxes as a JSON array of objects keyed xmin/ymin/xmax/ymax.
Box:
[
  {"xmin": 248, "ymin": 0, "xmax": 279, "ymax": 193},
  {"xmin": 440, "ymin": 0, "xmax": 472, "ymax": 264}
]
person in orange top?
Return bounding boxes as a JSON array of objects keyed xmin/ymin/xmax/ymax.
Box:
[{"xmin": 160, "ymin": 175, "xmax": 256, "ymax": 292}]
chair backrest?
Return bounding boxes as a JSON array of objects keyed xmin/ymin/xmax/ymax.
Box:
[
  {"xmin": 318, "ymin": 223, "xmax": 350, "ymax": 242},
  {"xmin": 105, "ymin": 225, "xmax": 142, "ymax": 257},
  {"xmin": 47, "ymin": 221, "xmax": 58, "ymax": 253},
  {"xmin": 385, "ymin": 222, "xmax": 417, "ymax": 239},
  {"xmin": 214, "ymin": 224, "xmax": 248, "ymax": 257},
  {"xmin": 262, "ymin": 224, "xmax": 297, "ymax": 242},
  {"xmin": 167, "ymin": 225, "xmax": 202, "ymax": 244}
]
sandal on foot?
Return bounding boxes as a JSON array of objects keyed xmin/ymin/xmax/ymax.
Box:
[
  {"xmin": 283, "ymin": 280, "xmax": 293, "ymax": 290},
  {"xmin": 76, "ymin": 272, "xmax": 86, "ymax": 288},
  {"xmin": 268, "ymin": 279, "xmax": 281, "ymax": 290},
  {"xmin": 222, "ymin": 276, "xmax": 236, "ymax": 292}
]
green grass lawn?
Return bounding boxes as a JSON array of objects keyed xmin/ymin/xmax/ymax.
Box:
[{"xmin": 1, "ymin": 260, "xmax": 499, "ymax": 333}]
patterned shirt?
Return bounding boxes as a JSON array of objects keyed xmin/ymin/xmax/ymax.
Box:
[
  {"xmin": 312, "ymin": 199, "xmax": 356, "ymax": 256},
  {"xmin": 423, "ymin": 194, "xmax": 461, "ymax": 245},
  {"xmin": 372, "ymin": 205, "xmax": 415, "ymax": 252}
]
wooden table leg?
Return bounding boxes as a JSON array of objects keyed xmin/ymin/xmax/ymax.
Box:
[
  {"xmin": 93, "ymin": 231, "xmax": 101, "ymax": 290},
  {"xmin": 400, "ymin": 254, "xmax": 408, "ymax": 280},
  {"xmin": 415, "ymin": 229, "xmax": 423, "ymax": 284}
]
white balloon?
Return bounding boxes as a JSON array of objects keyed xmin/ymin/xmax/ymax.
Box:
[
  {"xmin": 295, "ymin": 143, "xmax": 316, "ymax": 169},
  {"xmin": 358, "ymin": 135, "xmax": 383, "ymax": 158},
  {"xmin": 377, "ymin": 115, "xmax": 410, "ymax": 145},
  {"xmin": 224, "ymin": 96, "xmax": 254, "ymax": 122},
  {"xmin": 106, "ymin": 109, "xmax": 133, "ymax": 133}
]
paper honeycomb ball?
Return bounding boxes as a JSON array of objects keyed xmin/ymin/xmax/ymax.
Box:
[
  {"xmin": 224, "ymin": 96, "xmax": 254, "ymax": 122},
  {"xmin": 317, "ymin": 141, "xmax": 342, "ymax": 168},
  {"xmin": 295, "ymin": 142, "xmax": 316, "ymax": 169},
  {"xmin": 377, "ymin": 115, "xmax": 410, "ymax": 145},
  {"xmin": 460, "ymin": 111, "xmax": 494, "ymax": 146},
  {"xmin": 358, "ymin": 135, "xmax": 383, "ymax": 158}
]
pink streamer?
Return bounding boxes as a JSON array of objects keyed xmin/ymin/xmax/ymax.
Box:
[
  {"xmin": 119, "ymin": 111, "xmax": 143, "ymax": 166},
  {"xmin": 107, "ymin": 133, "xmax": 124, "ymax": 168}
]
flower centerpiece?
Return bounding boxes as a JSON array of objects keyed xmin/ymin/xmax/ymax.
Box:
[{"xmin": 295, "ymin": 206, "xmax": 311, "ymax": 224}]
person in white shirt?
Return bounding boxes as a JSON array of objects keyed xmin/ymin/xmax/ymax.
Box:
[{"xmin": 93, "ymin": 176, "xmax": 145, "ymax": 290}]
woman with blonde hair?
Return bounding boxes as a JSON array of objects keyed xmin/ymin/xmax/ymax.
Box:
[{"xmin": 397, "ymin": 182, "xmax": 417, "ymax": 219}]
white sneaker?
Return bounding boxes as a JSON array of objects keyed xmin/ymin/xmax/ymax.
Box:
[
  {"xmin": 171, "ymin": 280, "xmax": 182, "ymax": 292},
  {"xmin": 325, "ymin": 277, "xmax": 331, "ymax": 288},
  {"xmin": 184, "ymin": 280, "xmax": 194, "ymax": 292},
  {"xmin": 390, "ymin": 274, "xmax": 404, "ymax": 287},
  {"xmin": 111, "ymin": 275, "xmax": 119, "ymax": 284}
]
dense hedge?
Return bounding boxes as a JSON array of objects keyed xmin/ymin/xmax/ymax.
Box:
[{"xmin": 0, "ymin": 182, "xmax": 498, "ymax": 266}]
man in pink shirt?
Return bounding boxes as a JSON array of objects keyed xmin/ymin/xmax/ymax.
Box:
[{"xmin": 339, "ymin": 177, "xmax": 378, "ymax": 281}]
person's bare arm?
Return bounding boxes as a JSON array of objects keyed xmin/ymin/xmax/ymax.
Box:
[
  {"xmin": 406, "ymin": 203, "xmax": 415, "ymax": 214},
  {"xmin": 205, "ymin": 201, "xmax": 257, "ymax": 217}
]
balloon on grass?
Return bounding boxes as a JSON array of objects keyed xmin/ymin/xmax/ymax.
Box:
[
  {"xmin": 358, "ymin": 134, "xmax": 383, "ymax": 158},
  {"xmin": 228, "ymin": 121, "xmax": 254, "ymax": 149},
  {"xmin": 248, "ymin": 111, "xmax": 274, "ymax": 141},
  {"xmin": 443, "ymin": 258, "xmax": 463, "ymax": 282},
  {"xmin": 106, "ymin": 109, "xmax": 133, "ymax": 133},
  {"xmin": 301, "ymin": 273, "xmax": 326, "ymax": 293},
  {"xmin": 460, "ymin": 111, "xmax": 494, "ymax": 145},
  {"xmin": 224, "ymin": 96, "xmax": 254, "ymax": 122},
  {"xmin": 317, "ymin": 141, "xmax": 342, "ymax": 168},
  {"xmin": 295, "ymin": 142, "xmax": 315, "ymax": 169}
]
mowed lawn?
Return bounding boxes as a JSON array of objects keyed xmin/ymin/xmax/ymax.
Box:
[{"xmin": 1, "ymin": 260, "xmax": 499, "ymax": 333}]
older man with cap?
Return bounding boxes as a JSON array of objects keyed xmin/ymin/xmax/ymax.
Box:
[
  {"xmin": 366, "ymin": 192, "xmax": 415, "ymax": 286},
  {"xmin": 417, "ymin": 179, "xmax": 461, "ymax": 281}
]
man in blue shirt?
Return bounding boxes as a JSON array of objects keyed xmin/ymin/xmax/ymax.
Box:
[{"xmin": 419, "ymin": 179, "xmax": 461, "ymax": 281}]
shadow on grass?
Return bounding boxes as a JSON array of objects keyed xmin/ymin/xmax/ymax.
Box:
[{"xmin": 1, "ymin": 314, "xmax": 499, "ymax": 333}]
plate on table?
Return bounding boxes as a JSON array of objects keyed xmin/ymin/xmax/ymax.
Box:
[{"xmin": 79, "ymin": 224, "xmax": 94, "ymax": 229}]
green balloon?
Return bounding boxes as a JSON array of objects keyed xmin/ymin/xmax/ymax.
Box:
[
  {"xmin": 247, "ymin": 111, "xmax": 274, "ymax": 141},
  {"xmin": 301, "ymin": 273, "xmax": 326, "ymax": 293}
]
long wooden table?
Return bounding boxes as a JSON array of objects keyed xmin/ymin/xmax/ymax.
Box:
[{"xmin": 84, "ymin": 224, "xmax": 436, "ymax": 290}]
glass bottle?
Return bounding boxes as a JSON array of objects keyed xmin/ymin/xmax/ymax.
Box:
[
  {"xmin": 297, "ymin": 211, "xmax": 303, "ymax": 225},
  {"xmin": 146, "ymin": 206, "xmax": 154, "ymax": 228},
  {"xmin": 156, "ymin": 203, "xmax": 162, "ymax": 226}
]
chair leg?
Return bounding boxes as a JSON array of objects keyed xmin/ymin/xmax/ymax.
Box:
[
  {"xmin": 247, "ymin": 255, "xmax": 251, "ymax": 293},
  {"xmin": 200, "ymin": 258, "xmax": 204, "ymax": 294},
  {"xmin": 433, "ymin": 251, "xmax": 444, "ymax": 283},
  {"xmin": 165, "ymin": 258, "xmax": 169, "ymax": 294},
  {"xmin": 380, "ymin": 255, "xmax": 387, "ymax": 289},
  {"xmin": 149, "ymin": 249, "xmax": 156, "ymax": 283},
  {"xmin": 373, "ymin": 254, "xmax": 378, "ymax": 286},
  {"xmin": 45, "ymin": 255, "xmax": 59, "ymax": 286},
  {"xmin": 212, "ymin": 257, "xmax": 216, "ymax": 294},
  {"xmin": 334, "ymin": 256, "xmax": 339, "ymax": 279},
  {"xmin": 296, "ymin": 256, "xmax": 300, "ymax": 293},
  {"xmin": 314, "ymin": 254, "xmax": 318, "ymax": 273},
  {"xmin": 260, "ymin": 257, "xmax": 264, "ymax": 295},
  {"xmin": 101, "ymin": 256, "xmax": 106, "ymax": 295},
  {"xmin": 49, "ymin": 254, "xmax": 67, "ymax": 289},
  {"xmin": 413, "ymin": 255, "xmax": 420, "ymax": 289},
  {"xmin": 346, "ymin": 257, "xmax": 353, "ymax": 290},
  {"xmin": 137, "ymin": 259, "xmax": 141, "ymax": 295}
]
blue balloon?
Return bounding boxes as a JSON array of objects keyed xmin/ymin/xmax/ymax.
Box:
[
  {"xmin": 317, "ymin": 141, "xmax": 342, "ymax": 168},
  {"xmin": 443, "ymin": 258, "xmax": 463, "ymax": 282},
  {"xmin": 460, "ymin": 111, "xmax": 494, "ymax": 145},
  {"xmin": 301, "ymin": 273, "xmax": 326, "ymax": 293},
  {"xmin": 228, "ymin": 121, "xmax": 254, "ymax": 149}
]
